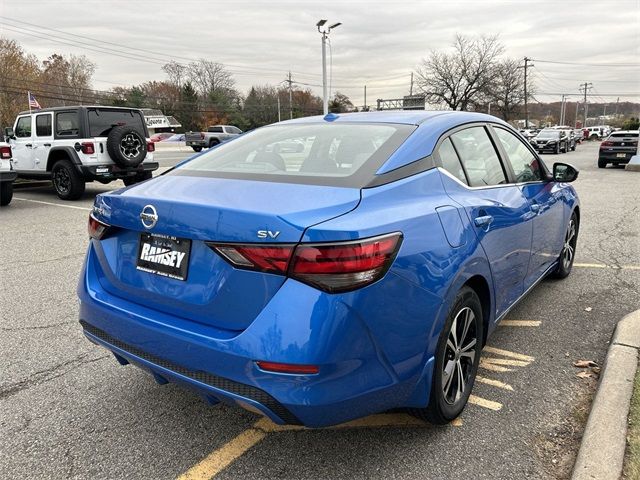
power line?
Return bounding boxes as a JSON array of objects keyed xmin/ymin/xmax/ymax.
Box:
[{"xmin": 532, "ymin": 58, "xmax": 640, "ymax": 68}]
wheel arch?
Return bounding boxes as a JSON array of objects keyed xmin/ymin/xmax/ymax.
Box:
[
  {"xmin": 46, "ymin": 146, "xmax": 82, "ymax": 172},
  {"xmin": 463, "ymin": 275, "xmax": 492, "ymax": 346}
]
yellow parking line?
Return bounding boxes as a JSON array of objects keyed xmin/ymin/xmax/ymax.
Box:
[
  {"xmin": 479, "ymin": 359, "xmax": 513, "ymax": 373},
  {"xmin": 574, "ymin": 263, "xmax": 640, "ymax": 270},
  {"xmin": 177, "ymin": 424, "xmax": 266, "ymax": 480},
  {"xmin": 500, "ymin": 320, "xmax": 541, "ymax": 327},
  {"xmin": 483, "ymin": 346, "xmax": 535, "ymax": 362},
  {"xmin": 481, "ymin": 357, "xmax": 531, "ymax": 367},
  {"xmin": 476, "ymin": 375, "xmax": 514, "ymax": 391},
  {"xmin": 468, "ymin": 395, "xmax": 502, "ymax": 411}
]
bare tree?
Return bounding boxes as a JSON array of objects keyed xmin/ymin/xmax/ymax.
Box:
[
  {"xmin": 186, "ymin": 59, "xmax": 236, "ymax": 98},
  {"xmin": 162, "ymin": 60, "xmax": 186, "ymax": 88},
  {"xmin": 485, "ymin": 58, "xmax": 527, "ymax": 121},
  {"xmin": 417, "ymin": 35, "xmax": 504, "ymax": 111},
  {"xmin": 67, "ymin": 54, "xmax": 96, "ymax": 104}
]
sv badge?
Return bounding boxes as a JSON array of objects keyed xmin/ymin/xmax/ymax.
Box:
[{"xmin": 257, "ymin": 230, "xmax": 280, "ymax": 239}]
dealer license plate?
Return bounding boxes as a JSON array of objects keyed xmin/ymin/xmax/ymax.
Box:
[{"xmin": 136, "ymin": 233, "xmax": 191, "ymax": 281}]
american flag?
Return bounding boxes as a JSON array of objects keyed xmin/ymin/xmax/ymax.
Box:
[{"xmin": 28, "ymin": 92, "xmax": 41, "ymax": 110}]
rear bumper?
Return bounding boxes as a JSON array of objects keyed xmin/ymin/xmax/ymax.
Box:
[
  {"xmin": 598, "ymin": 151, "xmax": 635, "ymax": 164},
  {"xmin": 77, "ymin": 245, "xmax": 438, "ymax": 427},
  {"xmin": 186, "ymin": 141, "xmax": 206, "ymax": 147},
  {"xmin": 80, "ymin": 162, "xmax": 159, "ymax": 180},
  {"xmin": 0, "ymin": 171, "xmax": 17, "ymax": 183}
]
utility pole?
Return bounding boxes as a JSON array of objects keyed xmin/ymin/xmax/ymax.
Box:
[
  {"xmin": 579, "ymin": 82, "xmax": 593, "ymax": 127},
  {"xmin": 285, "ymin": 71, "xmax": 293, "ymax": 119},
  {"xmin": 560, "ymin": 94, "xmax": 565, "ymax": 126},
  {"xmin": 409, "ymin": 72, "xmax": 414, "ymax": 96},
  {"xmin": 316, "ymin": 20, "xmax": 341, "ymax": 115},
  {"xmin": 523, "ymin": 57, "xmax": 533, "ymax": 129},
  {"xmin": 615, "ymin": 97, "xmax": 620, "ymax": 116},
  {"xmin": 277, "ymin": 96, "xmax": 281, "ymax": 122},
  {"xmin": 364, "ymin": 85, "xmax": 367, "ymax": 111}
]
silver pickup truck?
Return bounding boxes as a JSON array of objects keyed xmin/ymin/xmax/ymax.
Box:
[{"xmin": 185, "ymin": 125, "xmax": 243, "ymax": 152}]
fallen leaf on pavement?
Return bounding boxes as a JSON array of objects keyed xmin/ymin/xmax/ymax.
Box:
[
  {"xmin": 585, "ymin": 307, "xmax": 593, "ymax": 312},
  {"xmin": 576, "ymin": 371, "xmax": 593, "ymax": 379},
  {"xmin": 574, "ymin": 360, "xmax": 598, "ymax": 368}
]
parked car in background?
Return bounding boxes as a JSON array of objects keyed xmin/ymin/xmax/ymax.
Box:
[
  {"xmin": 531, "ymin": 129, "xmax": 569, "ymax": 154},
  {"xmin": 79, "ymin": 111, "xmax": 580, "ymax": 428},
  {"xmin": 573, "ymin": 129, "xmax": 584, "ymax": 143},
  {"xmin": 185, "ymin": 125, "xmax": 243, "ymax": 152},
  {"xmin": 586, "ymin": 126, "xmax": 604, "ymax": 140},
  {"xmin": 518, "ymin": 128, "xmax": 538, "ymax": 140},
  {"xmin": 5, "ymin": 106, "xmax": 158, "ymax": 200},
  {"xmin": 562, "ymin": 129, "xmax": 577, "ymax": 151},
  {"xmin": 598, "ymin": 130, "xmax": 639, "ymax": 168},
  {"xmin": 165, "ymin": 133, "xmax": 185, "ymax": 142},
  {"xmin": 0, "ymin": 141, "xmax": 16, "ymax": 206},
  {"xmin": 150, "ymin": 132, "xmax": 174, "ymax": 143}
]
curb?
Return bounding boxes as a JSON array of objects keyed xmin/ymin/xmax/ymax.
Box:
[{"xmin": 572, "ymin": 309, "xmax": 640, "ymax": 480}]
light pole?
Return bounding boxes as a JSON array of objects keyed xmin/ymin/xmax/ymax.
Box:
[{"xmin": 317, "ymin": 19, "xmax": 341, "ymax": 115}]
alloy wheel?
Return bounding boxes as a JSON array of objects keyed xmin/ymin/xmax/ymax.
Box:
[
  {"xmin": 53, "ymin": 167, "xmax": 70, "ymax": 195},
  {"xmin": 442, "ymin": 306, "xmax": 477, "ymax": 405},
  {"xmin": 562, "ymin": 219, "xmax": 577, "ymax": 270},
  {"xmin": 119, "ymin": 134, "xmax": 142, "ymax": 159}
]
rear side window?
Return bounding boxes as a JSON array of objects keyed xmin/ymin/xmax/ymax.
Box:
[
  {"xmin": 175, "ymin": 123, "xmax": 415, "ymax": 187},
  {"xmin": 208, "ymin": 126, "xmax": 224, "ymax": 133},
  {"xmin": 450, "ymin": 127, "xmax": 506, "ymax": 187},
  {"xmin": 87, "ymin": 109, "xmax": 145, "ymax": 137},
  {"xmin": 15, "ymin": 116, "xmax": 31, "ymax": 138},
  {"xmin": 56, "ymin": 112, "xmax": 80, "ymax": 137},
  {"xmin": 437, "ymin": 138, "xmax": 467, "ymax": 185},
  {"xmin": 494, "ymin": 128, "xmax": 542, "ymax": 183},
  {"xmin": 36, "ymin": 114, "xmax": 52, "ymax": 137}
]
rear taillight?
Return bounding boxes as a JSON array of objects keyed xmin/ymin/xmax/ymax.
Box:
[
  {"xmin": 88, "ymin": 214, "xmax": 112, "ymax": 240},
  {"xmin": 208, "ymin": 232, "xmax": 402, "ymax": 293},
  {"xmin": 600, "ymin": 141, "xmax": 614, "ymax": 147},
  {"xmin": 0, "ymin": 146, "xmax": 11, "ymax": 159},
  {"xmin": 81, "ymin": 142, "xmax": 95, "ymax": 154},
  {"xmin": 147, "ymin": 142, "xmax": 155, "ymax": 152}
]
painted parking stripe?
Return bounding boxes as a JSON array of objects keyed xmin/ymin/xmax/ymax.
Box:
[
  {"xmin": 483, "ymin": 346, "xmax": 535, "ymax": 362},
  {"xmin": 499, "ymin": 320, "xmax": 541, "ymax": 327},
  {"xmin": 468, "ymin": 395, "xmax": 502, "ymax": 411},
  {"xmin": 481, "ymin": 357, "xmax": 530, "ymax": 367},
  {"xmin": 177, "ymin": 424, "xmax": 266, "ymax": 480},
  {"xmin": 574, "ymin": 262, "xmax": 640, "ymax": 270},
  {"xmin": 476, "ymin": 375, "xmax": 514, "ymax": 391},
  {"xmin": 12, "ymin": 197, "xmax": 91, "ymax": 211},
  {"xmin": 479, "ymin": 359, "xmax": 513, "ymax": 372}
]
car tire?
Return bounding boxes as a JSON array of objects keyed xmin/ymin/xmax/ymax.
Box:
[
  {"xmin": 106, "ymin": 126, "xmax": 147, "ymax": 168},
  {"xmin": 0, "ymin": 182, "xmax": 13, "ymax": 206},
  {"xmin": 123, "ymin": 171, "xmax": 152, "ymax": 187},
  {"xmin": 551, "ymin": 212, "xmax": 578, "ymax": 279},
  {"xmin": 192, "ymin": 146, "xmax": 202, "ymax": 152},
  {"xmin": 52, "ymin": 160, "xmax": 85, "ymax": 200},
  {"xmin": 555, "ymin": 144, "xmax": 560, "ymax": 154},
  {"xmin": 208, "ymin": 139, "xmax": 219, "ymax": 149},
  {"xmin": 598, "ymin": 158, "xmax": 607, "ymax": 168},
  {"xmin": 409, "ymin": 286, "xmax": 483, "ymax": 425}
]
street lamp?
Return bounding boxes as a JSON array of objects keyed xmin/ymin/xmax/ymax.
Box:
[{"xmin": 317, "ymin": 19, "xmax": 341, "ymax": 115}]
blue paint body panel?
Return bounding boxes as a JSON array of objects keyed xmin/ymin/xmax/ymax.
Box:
[{"xmin": 78, "ymin": 111, "xmax": 579, "ymax": 427}]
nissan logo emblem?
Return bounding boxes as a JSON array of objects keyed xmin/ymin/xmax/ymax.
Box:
[{"xmin": 140, "ymin": 204, "xmax": 158, "ymax": 229}]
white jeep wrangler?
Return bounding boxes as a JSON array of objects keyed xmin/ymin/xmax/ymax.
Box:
[
  {"xmin": 0, "ymin": 141, "xmax": 16, "ymax": 206},
  {"xmin": 4, "ymin": 106, "xmax": 158, "ymax": 200}
]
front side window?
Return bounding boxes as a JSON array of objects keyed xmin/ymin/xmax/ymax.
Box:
[
  {"xmin": 495, "ymin": 128, "xmax": 543, "ymax": 183},
  {"xmin": 36, "ymin": 114, "xmax": 52, "ymax": 137},
  {"xmin": 450, "ymin": 126, "xmax": 506, "ymax": 187},
  {"xmin": 176, "ymin": 123, "xmax": 415, "ymax": 187},
  {"xmin": 56, "ymin": 112, "xmax": 80, "ymax": 137},
  {"xmin": 15, "ymin": 116, "xmax": 32, "ymax": 138}
]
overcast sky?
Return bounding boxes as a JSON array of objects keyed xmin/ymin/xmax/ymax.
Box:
[{"xmin": 1, "ymin": 0, "xmax": 639, "ymax": 106}]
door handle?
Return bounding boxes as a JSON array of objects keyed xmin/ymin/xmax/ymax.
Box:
[
  {"xmin": 25, "ymin": 143, "xmax": 32, "ymax": 148},
  {"xmin": 474, "ymin": 215, "xmax": 494, "ymax": 227},
  {"xmin": 530, "ymin": 203, "xmax": 540, "ymax": 213},
  {"xmin": 43, "ymin": 143, "xmax": 51, "ymax": 147}
]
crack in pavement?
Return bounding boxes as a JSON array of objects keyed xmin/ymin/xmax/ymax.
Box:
[
  {"xmin": 0, "ymin": 318, "xmax": 76, "ymax": 332},
  {"xmin": 0, "ymin": 353, "xmax": 110, "ymax": 401},
  {"xmin": 0, "ymin": 252, "xmax": 86, "ymax": 271}
]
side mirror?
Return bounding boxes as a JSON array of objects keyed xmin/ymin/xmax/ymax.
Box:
[
  {"xmin": 4, "ymin": 127, "xmax": 14, "ymax": 140},
  {"xmin": 553, "ymin": 162, "xmax": 579, "ymax": 183}
]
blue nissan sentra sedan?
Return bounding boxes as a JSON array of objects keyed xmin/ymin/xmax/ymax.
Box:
[{"xmin": 79, "ymin": 111, "xmax": 579, "ymax": 427}]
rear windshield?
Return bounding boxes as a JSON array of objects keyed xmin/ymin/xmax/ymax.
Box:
[
  {"xmin": 610, "ymin": 132, "xmax": 638, "ymax": 138},
  {"xmin": 87, "ymin": 109, "xmax": 146, "ymax": 137},
  {"xmin": 173, "ymin": 123, "xmax": 416, "ymax": 187}
]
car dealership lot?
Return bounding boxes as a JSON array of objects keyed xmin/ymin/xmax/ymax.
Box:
[{"xmin": 1, "ymin": 142, "xmax": 638, "ymax": 479}]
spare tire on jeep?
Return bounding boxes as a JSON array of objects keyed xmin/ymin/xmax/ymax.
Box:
[{"xmin": 107, "ymin": 125, "xmax": 146, "ymax": 168}]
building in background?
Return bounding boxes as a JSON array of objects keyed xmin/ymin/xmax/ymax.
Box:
[{"xmin": 142, "ymin": 108, "xmax": 182, "ymax": 134}]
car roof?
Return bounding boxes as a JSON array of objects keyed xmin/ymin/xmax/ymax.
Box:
[
  {"xmin": 610, "ymin": 130, "xmax": 638, "ymax": 134},
  {"xmin": 17, "ymin": 105, "xmax": 143, "ymax": 116},
  {"xmin": 278, "ymin": 110, "xmax": 504, "ymax": 127}
]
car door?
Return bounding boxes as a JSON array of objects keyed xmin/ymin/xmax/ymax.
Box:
[
  {"xmin": 437, "ymin": 125, "xmax": 533, "ymax": 320},
  {"xmin": 32, "ymin": 112, "xmax": 54, "ymax": 171},
  {"xmin": 11, "ymin": 115, "xmax": 35, "ymax": 171},
  {"xmin": 491, "ymin": 126, "xmax": 565, "ymax": 289}
]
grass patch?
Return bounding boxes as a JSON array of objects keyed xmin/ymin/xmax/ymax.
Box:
[{"xmin": 623, "ymin": 365, "xmax": 640, "ymax": 479}]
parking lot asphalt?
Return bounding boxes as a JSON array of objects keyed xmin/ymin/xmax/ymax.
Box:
[{"xmin": 1, "ymin": 142, "xmax": 638, "ymax": 480}]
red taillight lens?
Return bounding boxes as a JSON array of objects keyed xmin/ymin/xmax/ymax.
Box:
[
  {"xmin": 81, "ymin": 142, "xmax": 95, "ymax": 154},
  {"xmin": 208, "ymin": 232, "xmax": 402, "ymax": 293},
  {"xmin": 147, "ymin": 141, "xmax": 155, "ymax": 152},
  {"xmin": 88, "ymin": 214, "xmax": 111, "ymax": 240},
  {"xmin": 600, "ymin": 141, "xmax": 614, "ymax": 147},
  {"xmin": 256, "ymin": 361, "xmax": 319, "ymax": 375},
  {"xmin": 0, "ymin": 146, "xmax": 11, "ymax": 159}
]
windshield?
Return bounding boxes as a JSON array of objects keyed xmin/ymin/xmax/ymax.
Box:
[
  {"xmin": 174, "ymin": 123, "xmax": 415, "ymax": 187},
  {"xmin": 537, "ymin": 130, "xmax": 559, "ymax": 139},
  {"xmin": 88, "ymin": 108, "xmax": 147, "ymax": 137}
]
